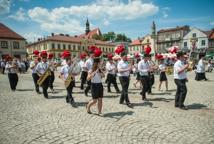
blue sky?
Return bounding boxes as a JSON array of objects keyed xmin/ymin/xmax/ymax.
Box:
[{"xmin": 0, "ymin": 0, "xmax": 213, "ymax": 42}]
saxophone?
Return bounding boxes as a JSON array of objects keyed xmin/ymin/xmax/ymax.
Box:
[
  {"xmin": 37, "ymin": 65, "xmax": 51, "ymax": 86},
  {"xmin": 64, "ymin": 60, "xmax": 79, "ymax": 88}
]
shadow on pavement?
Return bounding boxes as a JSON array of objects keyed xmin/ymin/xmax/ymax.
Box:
[
  {"xmin": 75, "ymin": 101, "xmax": 88, "ymax": 107},
  {"xmin": 48, "ymin": 95, "xmax": 66, "ymax": 99},
  {"xmin": 132, "ymin": 101, "xmax": 154, "ymax": 108},
  {"xmin": 187, "ymin": 103, "xmax": 207, "ymax": 109},
  {"xmin": 16, "ymin": 89, "xmax": 34, "ymax": 92},
  {"xmin": 103, "ymin": 111, "xmax": 134, "ymax": 120},
  {"xmin": 151, "ymin": 92, "xmax": 171, "ymax": 95},
  {"xmin": 103, "ymin": 95, "xmax": 119, "ymax": 98},
  {"xmin": 148, "ymin": 97, "xmax": 174, "ymax": 102}
]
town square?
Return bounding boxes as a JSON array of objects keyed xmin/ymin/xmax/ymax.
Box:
[{"xmin": 0, "ymin": 0, "xmax": 214, "ymax": 144}]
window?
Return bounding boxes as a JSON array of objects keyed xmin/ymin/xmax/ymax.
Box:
[
  {"xmin": 63, "ymin": 44, "xmax": 66, "ymax": 50},
  {"xmin": 52, "ymin": 43, "xmax": 55, "ymax": 49},
  {"xmin": 73, "ymin": 45, "xmax": 76, "ymax": 51},
  {"xmin": 147, "ymin": 39, "xmax": 149, "ymax": 43},
  {"xmin": 1, "ymin": 41, "xmax": 8, "ymax": 48},
  {"xmin": 13, "ymin": 41, "xmax": 19, "ymax": 49},
  {"xmin": 57, "ymin": 44, "xmax": 61, "ymax": 49},
  {"xmin": 201, "ymin": 40, "xmax": 206, "ymax": 46},
  {"xmin": 68, "ymin": 45, "xmax": 71, "ymax": 50},
  {"xmin": 184, "ymin": 42, "xmax": 187, "ymax": 47},
  {"xmin": 192, "ymin": 33, "xmax": 196, "ymax": 37}
]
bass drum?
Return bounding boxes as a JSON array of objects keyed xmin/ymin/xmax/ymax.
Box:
[{"xmin": 71, "ymin": 62, "xmax": 82, "ymax": 75}]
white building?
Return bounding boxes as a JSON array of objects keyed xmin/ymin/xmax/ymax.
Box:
[{"xmin": 182, "ymin": 28, "xmax": 210, "ymax": 53}]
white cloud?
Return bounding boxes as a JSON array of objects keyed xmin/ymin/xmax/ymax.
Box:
[
  {"xmin": 22, "ymin": 32, "xmax": 42, "ymax": 42},
  {"xmin": 0, "ymin": 0, "xmax": 11, "ymax": 14},
  {"xmin": 27, "ymin": 0, "xmax": 159, "ymax": 34},
  {"xmin": 8, "ymin": 7, "xmax": 28, "ymax": 21},
  {"xmin": 162, "ymin": 7, "xmax": 170, "ymax": 18}
]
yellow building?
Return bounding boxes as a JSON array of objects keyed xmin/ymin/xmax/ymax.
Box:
[
  {"xmin": 141, "ymin": 34, "xmax": 156, "ymax": 54},
  {"xmin": 129, "ymin": 38, "xmax": 143, "ymax": 54},
  {"xmin": 26, "ymin": 34, "xmax": 115, "ymax": 58},
  {"xmin": 0, "ymin": 23, "xmax": 26, "ymax": 59}
]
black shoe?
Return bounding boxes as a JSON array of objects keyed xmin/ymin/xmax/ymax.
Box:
[
  {"xmin": 44, "ymin": 95, "xmax": 48, "ymax": 99},
  {"xmin": 175, "ymin": 105, "xmax": 179, "ymax": 107},
  {"xmin": 84, "ymin": 90, "xmax": 88, "ymax": 96},
  {"xmin": 179, "ymin": 106, "xmax": 188, "ymax": 110},
  {"xmin": 86, "ymin": 105, "xmax": 92, "ymax": 114},
  {"xmin": 119, "ymin": 101, "xmax": 124, "ymax": 104},
  {"xmin": 66, "ymin": 97, "xmax": 69, "ymax": 103},
  {"xmin": 126, "ymin": 103, "xmax": 133, "ymax": 108}
]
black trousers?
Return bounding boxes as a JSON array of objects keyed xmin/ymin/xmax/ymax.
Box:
[
  {"xmin": 85, "ymin": 80, "xmax": 91, "ymax": 94},
  {"xmin": 66, "ymin": 80, "xmax": 75, "ymax": 102},
  {"xmin": 148, "ymin": 73, "xmax": 154, "ymax": 93},
  {"xmin": 119, "ymin": 76, "xmax": 130, "ymax": 104},
  {"xmin": 80, "ymin": 71, "xmax": 88, "ymax": 89},
  {"xmin": 42, "ymin": 76, "xmax": 50, "ymax": 98},
  {"xmin": 141, "ymin": 76, "xmax": 149, "ymax": 99},
  {"xmin": 174, "ymin": 79, "xmax": 187, "ymax": 107},
  {"xmin": 8, "ymin": 73, "xmax": 18, "ymax": 90},
  {"xmin": 195, "ymin": 72, "xmax": 207, "ymax": 81},
  {"xmin": 32, "ymin": 73, "xmax": 40, "ymax": 92},
  {"xmin": 49, "ymin": 71, "xmax": 55, "ymax": 89},
  {"xmin": 107, "ymin": 74, "xmax": 120, "ymax": 92}
]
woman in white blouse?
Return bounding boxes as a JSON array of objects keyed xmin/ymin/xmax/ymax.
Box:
[{"xmin": 158, "ymin": 59, "xmax": 168, "ymax": 91}]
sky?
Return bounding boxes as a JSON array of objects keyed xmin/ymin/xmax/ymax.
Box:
[{"xmin": 0, "ymin": 0, "xmax": 214, "ymax": 42}]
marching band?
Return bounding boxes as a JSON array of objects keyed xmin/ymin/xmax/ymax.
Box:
[{"xmin": 2, "ymin": 45, "xmax": 203, "ymax": 115}]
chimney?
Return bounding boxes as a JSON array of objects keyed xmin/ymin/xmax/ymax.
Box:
[
  {"xmin": 60, "ymin": 33, "xmax": 64, "ymax": 36},
  {"xmin": 65, "ymin": 34, "xmax": 70, "ymax": 37},
  {"xmin": 51, "ymin": 33, "xmax": 54, "ymax": 36},
  {"xmin": 38, "ymin": 38, "xmax": 40, "ymax": 41}
]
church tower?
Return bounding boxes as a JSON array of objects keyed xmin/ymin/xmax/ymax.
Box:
[
  {"xmin": 151, "ymin": 21, "xmax": 156, "ymax": 37},
  {"xmin": 85, "ymin": 18, "xmax": 90, "ymax": 35}
]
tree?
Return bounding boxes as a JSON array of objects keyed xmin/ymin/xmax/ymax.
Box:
[
  {"xmin": 92, "ymin": 34, "xmax": 103, "ymax": 41},
  {"xmin": 102, "ymin": 32, "xmax": 116, "ymax": 41},
  {"xmin": 115, "ymin": 34, "xmax": 131, "ymax": 42}
]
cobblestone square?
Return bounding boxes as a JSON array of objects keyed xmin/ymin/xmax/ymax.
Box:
[{"xmin": 0, "ymin": 71, "xmax": 214, "ymax": 144}]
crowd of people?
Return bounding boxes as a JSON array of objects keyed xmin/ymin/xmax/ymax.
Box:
[{"xmin": 1, "ymin": 45, "xmax": 213, "ymax": 115}]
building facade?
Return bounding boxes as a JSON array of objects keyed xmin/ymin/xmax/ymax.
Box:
[
  {"xmin": 26, "ymin": 34, "xmax": 115, "ymax": 58},
  {"xmin": 141, "ymin": 34, "xmax": 156, "ymax": 55},
  {"xmin": 157, "ymin": 25, "xmax": 190, "ymax": 53},
  {"xmin": 182, "ymin": 28, "xmax": 210, "ymax": 54},
  {"xmin": 208, "ymin": 29, "xmax": 214, "ymax": 53},
  {"xmin": 0, "ymin": 23, "xmax": 26, "ymax": 59},
  {"xmin": 129, "ymin": 38, "xmax": 143, "ymax": 54}
]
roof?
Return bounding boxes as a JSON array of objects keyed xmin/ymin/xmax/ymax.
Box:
[
  {"xmin": 0, "ymin": 23, "xmax": 25, "ymax": 40},
  {"xmin": 158, "ymin": 25, "xmax": 189, "ymax": 33},
  {"xmin": 203, "ymin": 30, "xmax": 212, "ymax": 37},
  {"xmin": 26, "ymin": 34, "xmax": 115, "ymax": 47},
  {"xmin": 209, "ymin": 29, "xmax": 214, "ymax": 39},
  {"xmin": 130, "ymin": 39, "xmax": 142, "ymax": 46},
  {"xmin": 78, "ymin": 28, "xmax": 102, "ymax": 39}
]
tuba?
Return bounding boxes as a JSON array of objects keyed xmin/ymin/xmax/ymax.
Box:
[
  {"xmin": 64, "ymin": 60, "xmax": 81, "ymax": 88},
  {"xmin": 37, "ymin": 66, "xmax": 51, "ymax": 86}
]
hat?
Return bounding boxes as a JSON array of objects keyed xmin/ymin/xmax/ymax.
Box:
[
  {"xmin": 33, "ymin": 50, "xmax": 40, "ymax": 57},
  {"xmin": 6, "ymin": 55, "xmax": 12, "ymax": 61},
  {"xmin": 40, "ymin": 51, "xmax": 48, "ymax": 58},
  {"xmin": 94, "ymin": 48, "xmax": 102, "ymax": 57},
  {"xmin": 62, "ymin": 50, "xmax": 71, "ymax": 59},
  {"xmin": 107, "ymin": 53, "xmax": 113, "ymax": 60},
  {"xmin": 115, "ymin": 44, "xmax": 125, "ymax": 55},
  {"xmin": 88, "ymin": 45, "xmax": 97, "ymax": 54},
  {"xmin": 80, "ymin": 52, "xmax": 87, "ymax": 59},
  {"xmin": 134, "ymin": 53, "xmax": 140, "ymax": 59},
  {"xmin": 155, "ymin": 53, "xmax": 163, "ymax": 60},
  {"xmin": 48, "ymin": 53, "xmax": 54, "ymax": 59},
  {"xmin": 144, "ymin": 45, "xmax": 151, "ymax": 55}
]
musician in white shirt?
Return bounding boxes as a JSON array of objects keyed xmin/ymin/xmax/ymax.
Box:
[
  {"xmin": 5, "ymin": 56, "xmax": 19, "ymax": 91},
  {"xmin": 36, "ymin": 51, "xmax": 50, "ymax": 99},
  {"xmin": 117, "ymin": 52, "xmax": 133, "ymax": 107},
  {"xmin": 84, "ymin": 52, "xmax": 94, "ymax": 96},
  {"xmin": 138, "ymin": 54, "xmax": 151, "ymax": 100},
  {"xmin": 30, "ymin": 56, "xmax": 40, "ymax": 94},
  {"xmin": 195, "ymin": 55, "xmax": 208, "ymax": 81},
  {"xmin": 48, "ymin": 53, "xmax": 55, "ymax": 93},
  {"xmin": 79, "ymin": 54, "xmax": 87, "ymax": 90},
  {"xmin": 60, "ymin": 57, "xmax": 76, "ymax": 106},
  {"xmin": 158, "ymin": 59, "xmax": 168, "ymax": 91},
  {"xmin": 86, "ymin": 57, "xmax": 104, "ymax": 115},
  {"xmin": 173, "ymin": 52, "xmax": 189, "ymax": 110},
  {"xmin": 106, "ymin": 54, "xmax": 120, "ymax": 93}
]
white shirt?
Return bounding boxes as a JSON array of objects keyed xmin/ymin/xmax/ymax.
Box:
[
  {"xmin": 138, "ymin": 59, "xmax": 149, "ymax": 76},
  {"xmin": 196, "ymin": 59, "xmax": 205, "ymax": 73},
  {"xmin": 79, "ymin": 60, "xmax": 85, "ymax": 71},
  {"xmin": 159, "ymin": 64, "xmax": 166, "ymax": 72},
  {"xmin": 89, "ymin": 70, "xmax": 102, "ymax": 83},
  {"xmin": 48, "ymin": 60, "xmax": 55, "ymax": 71},
  {"xmin": 61, "ymin": 59, "xmax": 66, "ymax": 66},
  {"xmin": 173, "ymin": 60, "xmax": 187, "ymax": 79},
  {"xmin": 85, "ymin": 58, "xmax": 93, "ymax": 71},
  {"xmin": 5, "ymin": 62, "xmax": 18, "ymax": 73},
  {"xmin": 36, "ymin": 62, "xmax": 49, "ymax": 74},
  {"xmin": 30, "ymin": 61, "xmax": 37, "ymax": 73},
  {"xmin": 60, "ymin": 64, "xmax": 72, "ymax": 80},
  {"xmin": 106, "ymin": 61, "xmax": 116, "ymax": 75},
  {"xmin": 117, "ymin": 60, "xmax": 130, "ymax": 77}
]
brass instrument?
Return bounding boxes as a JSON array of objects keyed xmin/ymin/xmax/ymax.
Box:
[
  {"xmin": 165, "ymin": 66, "xmax": 173, "ymax": 75},
  {"xmin": 37, "ymin": 66, "xmax": 51, "ymax": 86},
  {"xmin": 64, "ymin": 60, "xmax": 81, "ymax": 88}
]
